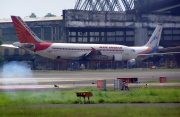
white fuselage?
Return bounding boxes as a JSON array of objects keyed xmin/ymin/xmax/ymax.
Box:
[{"xmin": 23, "ymin": 43, "xmax": 138, "ymax": 61}]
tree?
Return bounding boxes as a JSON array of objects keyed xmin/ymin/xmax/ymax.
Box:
[
  {"xmin": 29, "ymin": 13, "xmax": 37, "ymax": 18},
  {"xmin": 44, "ymin": 13, "xmax": 56, "ymax": 17}
]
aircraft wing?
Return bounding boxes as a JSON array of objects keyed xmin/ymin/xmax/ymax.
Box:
[
  {"xmin": 83, "ymin": 47, "xmax": 105, "ymax": 60},
  {"xmin": 0, "ymin": 44, "xmax": 18, "ymax": 48},
  {"xmin": 136, "ymin": 52, "xmax": 180, "ymax": 61},
  {"xmin": 85, "ymin": 47, "xmax": 102, "ymax": 56},
  {"xmin": 157, "ymin": 46, "xmax": 180, "ymax": 52},
  {"xmin": 139, "ymin": 52, "xmax": 180, "ymax": 56},
  {"xmin": 69, "ymin": 47, "xmax": 102, "ymax": 60}
]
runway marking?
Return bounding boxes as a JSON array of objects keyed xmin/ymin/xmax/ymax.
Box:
[
  {"xmin": 0, "ymin": 85, "xmax": 47, "ymax": 89},
  {"xmin": 0, "ymin": 85, "xmax": 73, "ymax": 89},
  {"xmin": 0, "ymin": 83, "xmax": 179, "ymax": 90}
]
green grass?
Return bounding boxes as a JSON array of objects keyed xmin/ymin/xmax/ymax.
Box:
[
  {"xmin": 0, "ymin": 87, "xmax": 179, "ymax": 107},
  {"xmin": 0, "ymin": 106, "xmax": 179, "ymax": 117}
]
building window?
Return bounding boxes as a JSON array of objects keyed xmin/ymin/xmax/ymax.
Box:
[
  {"xmin": 69, "ymin": 37, "xmax": 76, "ymax": 42},
  {"xmin": 82, "ymin": 37, "xmax": 88, "ymax": 42},
  {"xmin": 90, "ymin": 37, "xmax": 99, "ymax": 42},
  {"xmin": 148, "ymin": 30, "xmax": 153, "ymax": 35},
  {"xmin": 107, "ymin": 32, "xmax": 115, "ymax": 36},
  {"xmin": 2, "ymin": 28, "xmax": 11, "ymax": 34},
  {"xmin": 44, "ymin": 27, "xmax": 51, "ymax": 32},
  {"xmin": 11, "ymin": 28, "xmax": 16, "ymax": 33},
  {"xmin": 173, "ymin": 29, "xmax": 180, "ymax": 34},
  {"xmin": 78, "ymin": 32, "xmax": 82, "ymax": 36},
  {"xmin": 14, "ymin": 49, "xmax": 19, "ymax": 55},
  {"xmin": 2, "ymin": 34, "xmax": 11, "ymax": 41},
  {"xmin": 69, "ymin": 32, "xmax": 76, "ymax": 36},
  {"xmin": 90, "ymin": 32, "xmax": 94, "ymax": 36},
  {"xmin": 126, "ymin": 37, "xmax": 134, "ymax": 41},
  {"xmin": 101, "ymin": 37, "xmax": 105, "ymax": 42},
  {"xmin": 95, "ymin": 32, "xmax": 99, "ymax": 36},
  {"xmin": 107, "ymin": 37, "xmax": 115, "ymax": 41},
  {"xmin": 116, "ymin": 37, "xmax": 124, "ymax": 41},
  {"xmin": 173, "ymin": 36, "xmax": 180, "ymax": 40},
  {"xmin": 4, "ymin": 48, "xmax": 9, "ymax": 55},
  {"xmin": 164, "ymin": 36, "xmax": 172, "ymax": 40},
  {"xmin": 44, "ymin": 33, "xmax": 51, "ymax": 40},
  {"xmin": 11, "ymin": 34, "xmax": 18, "ymax": 40},
  {"xmin": 90, "ymin": 32, "xmax": 99, "ymax": 36},
  {"xmin": 116, "ymin": 31, "xmax": 124, "ymax": 36},
  {"xmin": 164, "ymin": 30, "xmax": 172, "ymax": 34},
  {"xmin": 126, "ymin": 30, "xmax": 134, "ymax": 35},
  {"xmin": 78, "ymin": 37, "xmax": 83, "ymax": 42},
  {"xmin": 101, "ymin": 32, "xmax": 105, "ymax": 36}
]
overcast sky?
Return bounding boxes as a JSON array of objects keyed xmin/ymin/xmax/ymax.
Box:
[{"xmin": 0, "ymin": 0, "xmax": 76, "ymax": 19}]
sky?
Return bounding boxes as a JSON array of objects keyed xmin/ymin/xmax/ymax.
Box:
[{"xmin": 0, "ymin": 0, "xmax": 76, "ymax": 19}]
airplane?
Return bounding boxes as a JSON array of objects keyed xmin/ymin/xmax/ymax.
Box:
[{"xmin": 1, "ymin": 16, "xmax": 179, "ymax": 66}]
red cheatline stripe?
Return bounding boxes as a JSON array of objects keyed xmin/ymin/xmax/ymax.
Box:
[{"xmin": 138, "ymin": 47, "xmax": 152, "ymax": 54}]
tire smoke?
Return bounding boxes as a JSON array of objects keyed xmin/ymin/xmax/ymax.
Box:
[{"xmin": 1, "ymin": 61, "xmax": 32, "ymax": 78}]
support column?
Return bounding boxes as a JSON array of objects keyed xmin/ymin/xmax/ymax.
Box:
[
  {"xmin": 51, "ymin": 26, "xmax": 54, "ymax": 42},
  {"xmin": 41, "ymin": 27, "xmax": 44, "ymax": 40},
  {"xmin": 54, "ymin": 26, "xmax": 57, "ymax": 42},
  {"xmin": 56, "ymin": 26, "xmax": 60, "ymax": 42},
  {"xmin": 134, "ymin": 28, "xmax": 148, "ymax": 46},
  {"xmin": 0, "ymin": 29, "xmax": 2, "ymax": 38}
]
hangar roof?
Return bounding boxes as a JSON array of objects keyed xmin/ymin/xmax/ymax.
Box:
[{"xmin": 0, "ymin": 16, "xmax": 63, "ymax": 23}]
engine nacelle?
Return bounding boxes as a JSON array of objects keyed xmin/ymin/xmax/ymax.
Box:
[
  {"xmin": 128, "ymin": 59, "xmax": 136, "ymax": 65},
  {"xmin": 113, "ymin": 54, "xmax": 123, "ymax": 61},
  {"xmin": 158, "ymin": 46, "xmax": 164, "ymax": 50}
]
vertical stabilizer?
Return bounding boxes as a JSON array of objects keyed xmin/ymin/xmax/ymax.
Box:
[
  {"xmin": 145, "ymin": 23, "xmax": 163, "ymax": 48},
  {"xmin": 11, "ymin": 16, "xmax": 44, "ymax": 43}
]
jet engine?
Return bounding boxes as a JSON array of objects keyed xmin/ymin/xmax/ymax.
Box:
[
  {"xmin": 128, "ymin": 59, "xmax": 136, "ymax": 66},
  {"xmin": 158, "ymin": 46, "xmax": 164, "ymax": 50}
]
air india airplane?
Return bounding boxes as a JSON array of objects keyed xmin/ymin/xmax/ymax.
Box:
[{"xmin": 1, "ymin": 16, "xmax": 177, "ymax": 65}]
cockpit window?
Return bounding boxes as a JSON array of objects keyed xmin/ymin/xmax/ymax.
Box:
[{"xmin": 131, "ymin": 49, "xmax": 135, "ymax": 52}]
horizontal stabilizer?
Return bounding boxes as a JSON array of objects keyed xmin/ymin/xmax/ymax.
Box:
[
  {"xmin": 139, "ymin": 52, "xmax": 180, "ymax": 56},
  {"xmin": 1, "ymin": 44, "xmax": 18, "ymax": 48}
]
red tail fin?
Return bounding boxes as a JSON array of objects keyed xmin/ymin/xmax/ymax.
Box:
[{"xmin": 11, "ymin": 16, "xmax": 44, "ymax": 43}]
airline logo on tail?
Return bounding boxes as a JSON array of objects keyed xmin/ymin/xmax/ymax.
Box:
[
  {"xmin": 138, "ymin": 24, "xmax": 163, "ymax": 54},
  {"xmin": 149, "ymin": 27, "xmax": 162, "ymax": 46},
  {"xmin": 11, "ymin": 16, "xmax": 52, "ymax": 51},
  {"xmin": 11, "ymin": 16, "xmax": 44, "ymax": 43},
  {"xmin": 145, "ymin": 23, "xmax": 162, "ymax": 48},
  {"xmin": 150, "ymin": 35, "xmax": 158, "ymax": 44}
]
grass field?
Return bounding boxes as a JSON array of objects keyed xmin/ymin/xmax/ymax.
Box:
[
  {"xmin": 0, "ymin": 87, "xmax": 179, "ymax": 107},
  {"xmin": 0, "ymin": 106, "xmax": 179, "ymax": 117},
  {"xmin": 0, "ymin": 87, "xmax": 179, "ymax": 117}
]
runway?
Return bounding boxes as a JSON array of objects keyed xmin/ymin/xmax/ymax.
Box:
[{"xmin": 0, "ymin": 69, "xmax": 180, "ymax": 90}]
